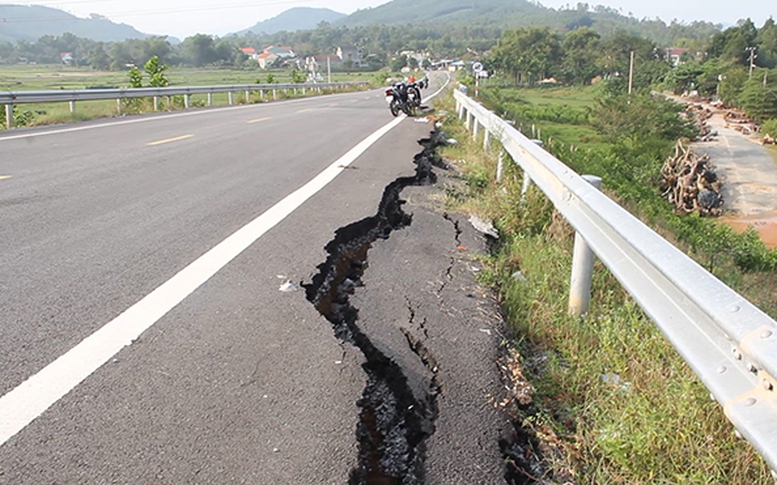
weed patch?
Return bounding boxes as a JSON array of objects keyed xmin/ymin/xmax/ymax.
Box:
[{"xmin": 435, "ymin": 90, "xmax": 772, "ymax": 483}]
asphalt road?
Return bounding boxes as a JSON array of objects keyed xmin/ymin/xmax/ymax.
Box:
[
  {"xmin": 0, "ymin": 75, "xmax": 512, "ymax": 484},
  {"xmin": 695, "ymin": 113, "xmax": 777, "ymax": 216},
  {"xmin": 0, "ymin": 75, "xmax": 513, "ymax": 483}
]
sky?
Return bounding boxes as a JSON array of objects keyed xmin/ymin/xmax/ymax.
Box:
[{"xmin": 6, "ymin": 0, "xmax": 774, "ymax": 39}]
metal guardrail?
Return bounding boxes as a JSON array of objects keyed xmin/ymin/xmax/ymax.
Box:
[
  {"xmin": 455, "ymin": 89, "xmax": 777, "ymax": 472},
  {"xmin": 1, "ymin": 81, "xmax": 369, "ymax": 128}
]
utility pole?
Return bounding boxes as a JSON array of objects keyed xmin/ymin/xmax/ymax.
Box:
[
  {"xmin": 746, "ymin": 46, "xmax": 757, "ymax": 79},
  {"xmin": 628, "ymin": 50, "xmax": 634, "ymax": 94}
]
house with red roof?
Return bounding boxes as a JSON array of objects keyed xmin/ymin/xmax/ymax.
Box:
[{"xmin": 240, "ymin": 47, "xmax": 258, "ymax": 60}]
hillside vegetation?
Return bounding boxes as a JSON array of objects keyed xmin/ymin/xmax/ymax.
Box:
[
  {"xmin": 337, "ymin": 0, "xmax": 721, "ymax": 46},
  {"xmin": 0, "ymin": 5, "xmax": 147, "ymax": 43},
  {"xmin": 238, "ymin": 7, "xmax": 346, "ymax": 36}
]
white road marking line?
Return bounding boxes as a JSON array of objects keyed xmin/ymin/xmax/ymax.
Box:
[
  {"xmin": 0, "ymin": 114, "xmax": 406, "ymax": 446},
  {"xmin": 0, "ymin": 175, "xmax": 11, "ymax": 181},
  {"xmin": 0, "ymin": 93, "xmax": 370, "ymax": 143},
  {"xmin": 247, "ymin": 117, "xmax": 271, "ymax": 124}
]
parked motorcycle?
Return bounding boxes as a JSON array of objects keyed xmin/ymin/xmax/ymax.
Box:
[
  {"xmin": 407, "ymin": 81, "xmax": 422, "ymax": 108},
  {"xmin": 385, "ymin": 81, "xmax": 416, "ymax": 116}
]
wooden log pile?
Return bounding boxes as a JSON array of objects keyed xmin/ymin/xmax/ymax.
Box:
[
  {"xmin": 661, "ymin": 140, "xmax": 724, "ymax": 216},
  {"xmin": 763, "ymin": 134, "xmax": 776, "ymax": 145},
  {"xmin": 684, "ymin": 104, "xmax": 716, "ymax": 141},
  {"xmin": 724, "ymin": 110, "xmax": 758, "ymax": 135}
]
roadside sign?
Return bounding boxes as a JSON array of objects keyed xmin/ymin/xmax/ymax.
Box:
[{"xmin": 472, "ymin": 62, "xmax": 483, "ymax": 73}]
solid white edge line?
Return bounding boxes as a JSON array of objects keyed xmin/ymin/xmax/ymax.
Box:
[
  {"xmin": 0, "ymin": 114, "xmax": 406, "ymax": 446},
  {"xmin": 0, "ymin": 90, "xmax": 370, "ymax": 142}
]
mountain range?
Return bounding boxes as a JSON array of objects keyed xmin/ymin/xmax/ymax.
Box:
[
  {"xmin": 338, "ymin": 0, "xmax": 544, "ymax": 27},
  {"xmin": 0, "ymin": 0, "xmax": 722, "ymax": 45},
  {"xmin": 238, "ymin": 7, "xmax": 346, "ymax": 36},
  {"xmin": 0, "ymin": 5, "xmax": 147, "ymax": 43}
]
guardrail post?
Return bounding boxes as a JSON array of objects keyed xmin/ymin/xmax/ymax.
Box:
[
  {"xmin": 259, "ymin": 90, "xmax": 264, "ymax": 100},
  {"xmin": 465, "ymin": 111, "xmax": 473, "ymax": 131},
  {"xmin": 5, "ymin": 104, "xmax": 14, "ymax": 129},
  {"xmin": 207, "ymin": 93, "xmax": 213, "ymax": 106},
  {"xmin": 273, "ymin": 89, "xmax": 277, "ymax": 100},
  {"xmin": 69, "ymin": 101, "xmax": 76, "ymax": 113},
  {"xmin": 473, "ymin": 119, "xmax": 480, "ymax": 139},
  {"xmin": 302, "ymin": 87, "xmax": 306, "ymax": 95},
  {"xmin": 245, "ymin": 90, "xmax": 250, "ymax": 103},
  {"xmin": 228, "ymin": 92, "xmax": 234, "ymax": 105},
  {"xmin": 497, "ymin": 150, "xmax": 505, "ymax": 183},
  {"xmin": 483, "ymin": 129, "xmax": 490, "ymax": 150},
  {"xmin": 568, "ymin": 175, "xmax": 603, "ymax": 317},
  {"xmin": 153, "ymin": 96, "xmax": 159, "ymax": 111},
  {"xmin": 520, "ymin": 172, "xmax": 533, "ymax": 202},
  {"xmin": 184, "ymin": 94, "xmax": 191, "ymax": 109}
]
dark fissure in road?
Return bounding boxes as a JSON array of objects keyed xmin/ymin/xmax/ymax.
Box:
[{"xmin": 304, "ymin": 131, "xmax": 446, "ymax": 484}]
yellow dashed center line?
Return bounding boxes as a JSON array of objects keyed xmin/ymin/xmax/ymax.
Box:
[
  {"xmin": 147, "ymin": 134, "xmax": 194, "ymax": 146},
  {"xmin": 297, "ymin": 108, "xmax": 314, "ymax": 113},
  {"xmin": 247, "ymin": 117, "xmax": 271, "ymax": 124},
  {"xmin": 0, "ymin": 175, "xmax": 11, "ymax": 181}
]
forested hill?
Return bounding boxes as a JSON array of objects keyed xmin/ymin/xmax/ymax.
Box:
[
  {"xmin": 238, "ymin": 7, "xmax": 346, "ymax": 35},
  {"xmin": 340, "ymin": 0, "xmax": 544, "ymax": 27},
  {"xmin": 337, "ymin": 0, "xmax": 721, "ymax": 45},
  {"xmin": 0, "ymin": 5, "xmax": 148, "ymax": 43}
]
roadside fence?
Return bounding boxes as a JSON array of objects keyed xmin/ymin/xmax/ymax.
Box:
[
  {"xmin": 0, "ymin": 81, "xmax": 369, "ymax": 128},
  {"xmin": 454, "ymin": 88, "xmax": 777, "ymax": 474}
]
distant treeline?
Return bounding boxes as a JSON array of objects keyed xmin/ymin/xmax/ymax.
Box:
[
  {"xmin": 486, "ymin": 18, "xmax": 777, "ymax": 123},
  {"xmin": 0, "ymin": 12, "xmax": 731, "ymax": 72}
]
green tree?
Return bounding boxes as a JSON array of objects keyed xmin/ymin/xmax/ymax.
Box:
[
  {"xmin": 88, "ymin": 42, "xmax": 111, "ymax": 71},
  {"xmin": 738, "ymin": 72, "xmax": 777, "ymax": 120},
  {"xmin": 110, "ymin": 42, "xmax": 134, "ymax": 70},
  {"xmin": 182, "ymin": 34, "xmax": 218, "ymax": 67},
  {"xmin": 718, "ymin": 67, "xmax": 749, "ymax": 104},
  {"xmin": 490, "ymin": 27, "xmax": 561, "ymax": 85},
  {"xmin": 390, "ymin": 54, "xmax": 408, "ymax": 71},
  {"xmin": 598, "ymin": 32, "xmax": 659, "ymax": 79},
  {"xmin": 127, "ymin": 66, "xmax": 143, "ymax": 88},
  {"xmin": 144, "ymin": 56, "xmax": 169, "ymax": 87},
  {"xmin": 756, "ymin": 18, "xmax": 777, "ymax": 68},
  {"xmin": 560, "ymin": 27, "xmax": 601, "ymax": 84},
  {"xmin": 139, "ymin": 36, "xmax": 171, "ymax": 64},
  {"xmin": 664, "ymin": 62, "xmax": 705, "ymax": 94},
  {"xmin": 592, "ymin": 92, "xmax": 697, "ymax": 152},
  {"xmin": 291, "ymin": 69, "xmax": 305, "ymax": 83},
  {"xmin": 214, "ymin": 38, "xmax": 237, "ymax": 65},
  {"xmin": 708, "ymin": 19, "xmax": 758, "ymax": 66}
]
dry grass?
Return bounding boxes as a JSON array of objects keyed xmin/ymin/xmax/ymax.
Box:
[{"xmin": 434, "ymin": 90, "xmax": 773, "ymax": 484}]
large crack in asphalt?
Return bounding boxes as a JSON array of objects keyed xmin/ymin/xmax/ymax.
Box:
[{"xmin": 304, "ymin": 131, "xmax": 447, "ymax": 484}]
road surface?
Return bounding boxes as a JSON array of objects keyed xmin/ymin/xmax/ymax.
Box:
[
  {"xmin": 0, "ymin": 77, "xmax": 513, "ymax": 483},
  {"xmin": 691, "ymin": 102, "xmax": 777, "ymax": 246}
]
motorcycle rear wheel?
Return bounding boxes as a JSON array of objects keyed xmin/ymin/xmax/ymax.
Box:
[
  {"xmin": 409, "ymin": 86, "xmax": 422, "ymax": 107},
  {"xmin": 389, "ymin": 100, "xmax": 401, "ymax": 117}
]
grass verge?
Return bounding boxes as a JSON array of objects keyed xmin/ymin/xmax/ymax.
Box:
[
  {"xmin": 434, "ymin": 90, "xmax": 772, "ymax": 483},
  {"xmin": 1, "ymin": 65, "xmax": 375, "ymax": 128}
]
